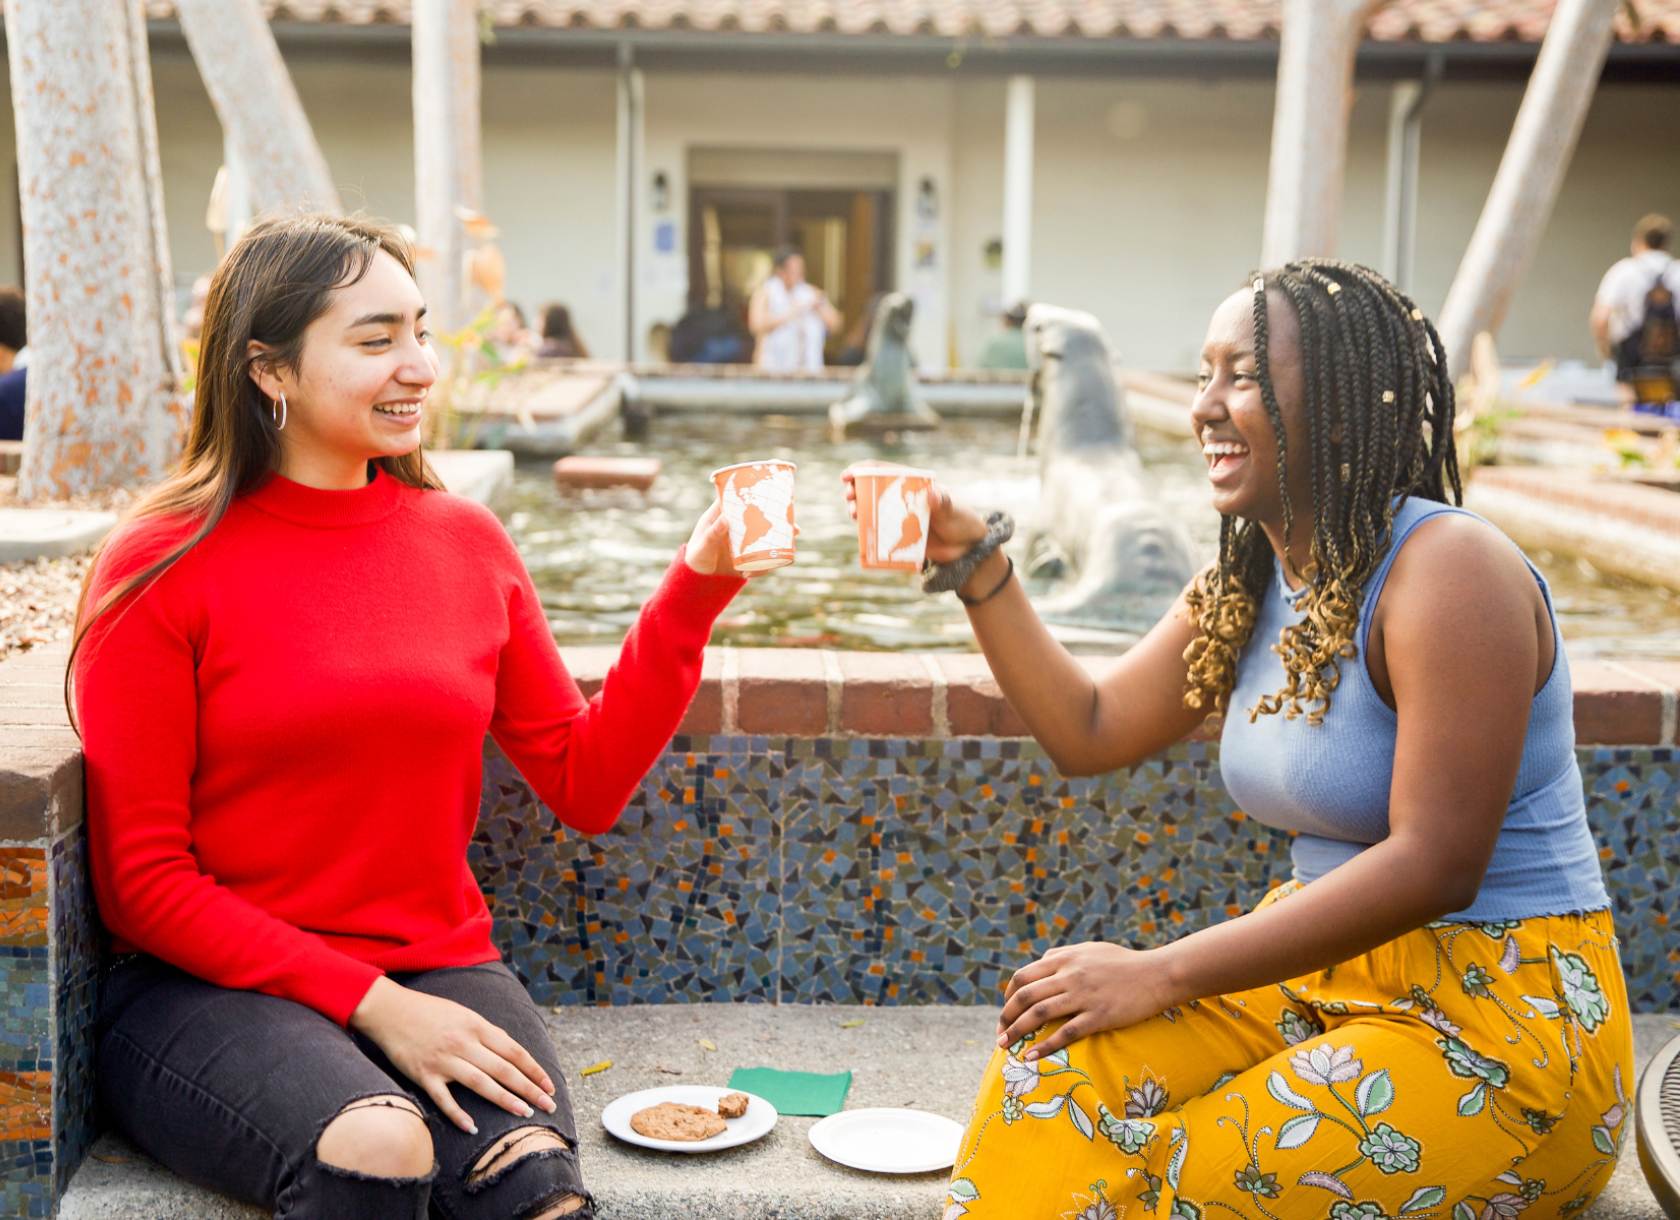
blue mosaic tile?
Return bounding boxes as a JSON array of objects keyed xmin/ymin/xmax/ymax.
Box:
[
  {"xmin": 1582, "ymin": 746, "xmax": 1679, "ymax": 1011},
  {"xmin": 780, "ymin": 737, "xmax": 957, "ymax": 1004},
  {"xmin": 475, "ymin": 742, "xmax": 779, "ymax": 1005},
  {"xmin": 0, "ymin": 1139, "xmax": 52, "ymax": 1218},
  {"xmin": 0, "ymin": 948, "xmax": 49, "ymax": 1063}
]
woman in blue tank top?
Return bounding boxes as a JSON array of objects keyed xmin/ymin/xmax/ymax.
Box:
[{"xmin": 856, "ymin": 261, "xmax": 1635, "ymax": 1218}]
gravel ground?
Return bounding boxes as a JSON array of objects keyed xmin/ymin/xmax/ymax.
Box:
[
  {"xmin": 0, "ymin": 552, "xmax": 90, "ymax": 662},
  {"xmin": 0, "ymin": 477, "xmax": 132, "ymax": 664}
]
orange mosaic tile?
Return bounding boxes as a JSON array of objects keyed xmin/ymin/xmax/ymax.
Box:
[
  {"xmin": 0, "ymin": 1071, "xmax": 51, "ymax": 1142},
  {"xmin": 0, "ymin": 848, "xmax": 47, "ymax": 948}
]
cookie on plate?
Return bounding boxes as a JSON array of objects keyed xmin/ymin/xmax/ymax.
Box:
[
  {"xmin": 716, "ymin": 1092, "xmax": 750, "ymax": 1119},
  {"xmin": 630, "ymin": 1102, "xmax": 728, "ymax": 1141}
]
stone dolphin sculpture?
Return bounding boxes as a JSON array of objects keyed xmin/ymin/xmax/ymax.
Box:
[
  {"xmin": 828, "ymin": 292, "xmax": 941, "ymax": 439},
  {"xmin": 1022, "ymin": 304, "xmax": 1196, "ymax": 633}
]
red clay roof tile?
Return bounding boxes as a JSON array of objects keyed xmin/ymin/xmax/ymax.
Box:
[{"xmin": 143, "ymin": 1, "xmax": 1680, "ymax": 45}]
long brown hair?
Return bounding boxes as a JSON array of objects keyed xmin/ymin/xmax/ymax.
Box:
[
  {"xmin": 66, "ymin": 213, "xmax": 444, "ymax": 729},
  {"xmin": 1181, "ymin": 260, "xmax": 1461, "ymax": 726}
]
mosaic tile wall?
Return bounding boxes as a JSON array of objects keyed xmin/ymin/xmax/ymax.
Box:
[
  {"xmin": 0, "ymin": 827, "xmax": 102, "ymax": 1218},
  {"xmin": 0, "ymin": 843, "xmax": 53, "ymax": 1219},
  {"xmin": 9, "ymin": 740, "xmax": 1675, "ymax": 1215},
  {"xmin": 473, "ymin": 740, "xmax": 1680, "ymax": 1012},
  {"xmin": 51, "ymin": 830, "xmax": 100, "ymax": 1198}
]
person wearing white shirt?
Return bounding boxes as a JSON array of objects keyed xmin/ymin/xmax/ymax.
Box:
[
  {"xmin": 1590, "ymin": 213, "xmax": 1680, "ymax": 407},
  {"xmin": 748, "ymin": 248, "xmax": 842, "ymax": 373}
]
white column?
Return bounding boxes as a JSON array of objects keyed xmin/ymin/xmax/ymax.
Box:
[
  {"xmin": 615, "ymin": 46, "xmax": 642, "ymax": 361},
  {"xmin": 5, "ymin": 0, "xmax": 183, "ymax": 500},
  {"xmin": 1437, "ymin": 0, "xmax": 1617, "ymax": 382},
  {"xmin": 412, "ymin": 0, "xmax": 482, "ymax": 332},
  {"xmin": 1001, "ymin": 74, "xmax": 1035, "ymax": 306},
  {"xmin": 175, "ymin": 0, "xmax": 339, "ymax": 216},
  {"xmin": 1381, "ymin": 81, "xmax": 1422, "ymax": 290}
]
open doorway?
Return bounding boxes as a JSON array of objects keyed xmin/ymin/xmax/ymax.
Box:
[{"xmin": 688, "ymin": 183, "xmax": 895, "ymax": 364}]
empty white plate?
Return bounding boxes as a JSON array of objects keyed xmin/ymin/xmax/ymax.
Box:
[
  {"xmin": 601, "ymin": 1085, "xmax": 776, "ymax": 1154},
  {"xmin": 807, "ymin": 1107, "xmax": 964, "ymax": 1174}
]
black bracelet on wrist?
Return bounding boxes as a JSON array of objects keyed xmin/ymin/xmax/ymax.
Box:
[
  {"xmin": 955, "ymin": 555, "xmax": 1015, "ymax": 608},
  {"xmin": 921, "ymin": 511, "xmax": 1015, "ymax": 596}
]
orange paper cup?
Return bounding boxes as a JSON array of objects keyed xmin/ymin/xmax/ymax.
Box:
[
  {"xmin": 852, "ymin": 464, "xmax": 935, "ymax": 572},
  {"xmin": 711, "ymin": 459, "xmax": 798, "ymax": 573}
]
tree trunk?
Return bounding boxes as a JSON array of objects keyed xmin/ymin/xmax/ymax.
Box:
[
  {"xmin": 5, "ymin": 0, "xmax": 185, "ymax": 501},
  {"xmin": 174, "ymin": 0, "xmax": 340, "ymax": 220},
  {"xmin": 1436, "ymin": 0, "xmax": 1618, "ymax": 383},
  {"xmin": 1261, "ymin": 0, "xmax": 1389, "ymax": 268},
  {"xmin": 413, "ymin": 0, "xmax": 483, "ymax": 333}
]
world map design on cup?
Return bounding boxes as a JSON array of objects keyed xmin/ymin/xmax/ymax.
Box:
[
  {"xmin": 853, "ymin": 464, "xmax": 934, "ymax": 572},
  {"xmin": 711, "ymin": 459, "xmax": 797, "ymax": 573}
]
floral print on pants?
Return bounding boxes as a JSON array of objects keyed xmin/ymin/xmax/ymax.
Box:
[{"xmin": 948, "ymin": 883, "xmax": 1635, "ymax": 1220}]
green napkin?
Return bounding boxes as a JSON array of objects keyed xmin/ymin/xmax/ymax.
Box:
[{"xmin": 726, "ymin": 1067, "xmax": 852, "ymax": 1117}]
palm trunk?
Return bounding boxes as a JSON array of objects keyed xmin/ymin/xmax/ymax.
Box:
[
  {"xmin": 1261, "ymin": 0, "xmax": 1390, "ymax": 267},
  {"xmin": 1436, "ymin": 0, "xmax": 1618, "ymax": 382},
  {"xmin": 5, "ymin": 0, "xmax": 184, "ymax": 500},
  {"xmin": 174, "ymin": 0, "xmax": 340, "ymax": 219}
]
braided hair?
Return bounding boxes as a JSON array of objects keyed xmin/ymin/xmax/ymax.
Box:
[{"xmin": 1181, "ymin": 260, "xmax": 1461, "ymax": 726}]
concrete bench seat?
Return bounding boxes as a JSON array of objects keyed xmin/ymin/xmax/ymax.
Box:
[{"xmin": 57, "ymin": 1006, "xmax": 1680, "ymax": 1219}]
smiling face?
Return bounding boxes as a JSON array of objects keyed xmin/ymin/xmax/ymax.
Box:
[
  {"xmin": 1191, "ymin": 286, "xmax": 1312, "ymax": 531},
  {"xmin": 249, "ymin": 249, "xmax": 438, "ymax": 487}
]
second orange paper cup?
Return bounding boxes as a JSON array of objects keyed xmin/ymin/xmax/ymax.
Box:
[{"xmin": 852, "ymin": 463, "xmax": 935, "ymax": 572}]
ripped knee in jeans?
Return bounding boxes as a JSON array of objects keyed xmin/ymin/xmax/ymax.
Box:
[
  {"xmin": 315, "ymin": 1093, "xmax": 435, "ymax": 1183},
  {"xmin": 465, "ymin": 1125, "xmax": 591, "ymax": 1218}
]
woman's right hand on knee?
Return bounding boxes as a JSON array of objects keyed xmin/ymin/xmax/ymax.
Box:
[{"xmin": 350, "ymin": 977, "xmax": 558, "ymax": 1133}]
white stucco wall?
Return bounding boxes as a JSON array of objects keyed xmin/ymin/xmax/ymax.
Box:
[
  {"xmin": 33, "ymin": 45, "xmax": 624, "ymax": 358},
  {"xmin": 949, "ymin": 74, "xmax": 1680, "ymax": 372}
]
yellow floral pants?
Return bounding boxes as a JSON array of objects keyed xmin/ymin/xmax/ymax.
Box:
[{"xmin": 948, "ymin": 884, "xmax": 1635, "ymax": 1220}]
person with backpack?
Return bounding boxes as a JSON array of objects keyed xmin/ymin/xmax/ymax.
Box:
[{"xmin": 1591, "ymin": 212, "xmax": 1680, "ymax": 418}]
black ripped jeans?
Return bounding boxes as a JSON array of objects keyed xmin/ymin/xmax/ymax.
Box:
[{"xmin": 96, "ymin": 956, "xmax": 590, "ymax": 1219}]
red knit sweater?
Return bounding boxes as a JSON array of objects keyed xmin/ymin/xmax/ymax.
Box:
[{"xmin": 75, "ymin": 469, "xmax": 744, "ymax": 1026}]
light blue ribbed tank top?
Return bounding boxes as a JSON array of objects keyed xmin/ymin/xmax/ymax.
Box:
[{"xmin": 1218, "ymin": 497, "xmax": 1610, "ymax": 922}]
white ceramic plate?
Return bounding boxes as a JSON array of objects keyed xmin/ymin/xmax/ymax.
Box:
[
  {"xmin": 807, "ymin": 1107, "xmax": 964, "ymax": 1174},
  {"xmin": 601, "ymin": 1085, "xmax": 776, "ymax": 1154}
]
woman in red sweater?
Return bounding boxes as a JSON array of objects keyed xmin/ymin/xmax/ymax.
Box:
[{"xmin": 70, "ymin": 214, "xmax": 747, "ymax": 1219}]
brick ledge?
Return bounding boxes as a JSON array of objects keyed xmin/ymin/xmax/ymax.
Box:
[
  {"xmin": 3, "ymin": 644, "xmax": 1674, "ymax": 838},
  {"xmin": 556, "ymin": 645, "xmax": 1680, "ymax": 748}
]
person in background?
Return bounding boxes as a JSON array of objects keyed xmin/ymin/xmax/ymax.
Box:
[
  {"xmin": 0, "ymin": 286, "xmax": 28, "ymax": 442},
  {"xmin": 489, "ymin": 300, "xmax": 536, "ymax": 360},
  {"xmin": 978, "ymin": 300, "xmax": 1030, "ymax": 371},
  {"xmin": 669, "ymin": 294, "xmax": 753, "ymax": 365},
  {"xmin": 1591, "ymin": 212, "xmax": 1680, "ymax": 416},
  {"xmin": 535, "ymin": 303, "xmax": 589, "ymax": 360},
  {"xmin": 748, "ymin": 247, "xmax": 840, "ymax": 372}
]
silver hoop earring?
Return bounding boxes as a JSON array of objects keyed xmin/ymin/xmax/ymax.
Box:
[{"xmin": 272, "ymin": 392, "xmax": 287, "ymax": 431}]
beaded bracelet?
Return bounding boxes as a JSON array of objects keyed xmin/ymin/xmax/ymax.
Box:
[{"xmin": 921, "ymin": 511, "xmax": 1014, "ymax": 596}]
